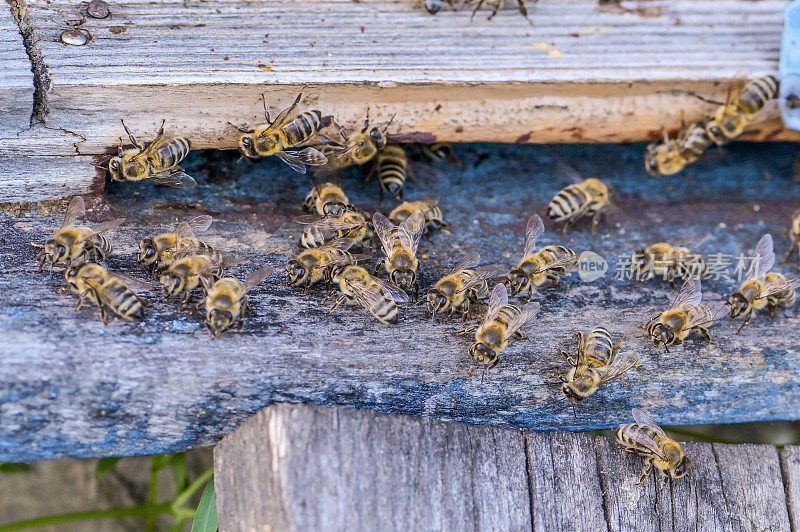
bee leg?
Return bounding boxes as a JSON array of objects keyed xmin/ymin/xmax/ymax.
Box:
[
  {"xmin": 261, "ymin": 93, "xmax": 271, "ymax": 123},
  {"xmin": 636, "ymin": 463, "xmax": 653, "ymax": 486},
  {"xmin": 561, "ymin": 220, "xmax": 571, "ymax": 234},
  {"xmin": 591, "ymin": 210, "xmax": 602, "ymax": 234},
  {"xmin": 513, "ymin": 331, "xmax": 528, "ymax": 341},
  {"xmin": 99, "ymin": 304, "xmax": 109, "ymax": 326},
  {"xmin": 470, "ymin": 0, "xmax": 485, "ymax": 20},
  {"xmin": 120, "ymin": 119, "xmax": 143, "ymax": 150},
  {"xmin": 155, "ymin": 118, "xmax": 166, "ymax": 138},
  {"xmin": 227, "ymin": 122, "xmax": 254, "ymax": 134},
  {"xmin": 698, "ymin": 326, "xmax": 716, "ymax": 344},
  {"xmin": 516, "ymin": 0, "xmax": 532, "ymax": 23},
  {"xmin": 735, "ymin": 312, "xmax": 752, "ymax": 335},
  {"xmin": 327, "ymin": 295, "xmax": 345, "ymax": 315},
  {"xmin": 768, "ymin": 305, "xmax": 778, "ymax": 318},
  {"xmin": 373, "ymin": 261, "xmax": 385, "ymax": 276}
]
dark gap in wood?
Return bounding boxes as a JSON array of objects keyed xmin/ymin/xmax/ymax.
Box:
[
  {"xmin": 593, "ymin": 437, "xmax": 613, "ymax": 531},
  {"xmin": 5, "ymin": 0, "xmax": 50, "ymax": 125},
  {"xmin": 779, "ymin": 449, "xmax": 797, "ymax": 532},
  {"xmin": 709, "ymin": 443, "xmax": 734, "ymax": 521},
  {"xmin": 522, "ymin": 432, "xmax": 536, "ymax": 531}
]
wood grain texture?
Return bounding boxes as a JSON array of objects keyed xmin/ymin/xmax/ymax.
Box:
[
  {"xmin": 780, "ymin": 446, "xmax": 800, "ymax": 530},
  {"xmin": 214, "ymin": 403, "xmax": 532, "ymax": 532},
  {"xmin": 2, "ymin": 142, "xmax": 800, "ymax": 460},
  {"xmin": 0, "ymin": 0, "xmax": 33, "ymax": 133},
  {"xmin": 0, "ymin": 155, "xmax": 97, "ymax": 202}
]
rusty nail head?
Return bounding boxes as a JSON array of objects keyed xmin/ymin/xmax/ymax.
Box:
[{"xmin": 87, "ymin": 0, "xmax": 110, "ymax": 19}]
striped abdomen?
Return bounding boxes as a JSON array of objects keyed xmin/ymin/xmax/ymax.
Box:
[
  {"xmin": 583, "ymin": 327, "xmax": 614, "ymax": 367},
  {"xmin": 282, "ymin": 110, "xmax": 324, "ymax": 147},
  {"xmin": 679, "ymin": 123, "xmax": 713, "ymax": 162},
  {"xmin": 87, "ymin": 234, "xmax": 112, "ymax": 262},
  {"xmin": 538, "ymin": 245, "xmax": 578, "ymax": 270},
  {"xmin": 496, "ymin": 304, "xmax": 522, "ymax": 329},
  {"xmin": 376, "ymin": 146, "xmax": 408, "ymax": 199},
  {"xmin": 300, "ymin": 225, "xmax": 330, "ymax": 248},
  {"xmin": 765, "ymin": 273, "xmax": 797, "ymax": 308},
  {"xmin": 364, "ymin": 287, "xmax": 399, "ymax": 324},
  {"xmin": 155, "ymin": 138, "xmax": 191, "ymax": 170},
  {"xmin": 616, "ymin": 424, "xmax": 659, "ymax": 456},
  {"xmin": 738, "ymin": 75, "xmax": 779, "ymax": 116},
  {"xmin": 548, "ymin": 184, "xmax": 589, "ymax": 222},
  {"xmin": 99, "ymin": 279, "xmax": 145, "ymax": 320}
]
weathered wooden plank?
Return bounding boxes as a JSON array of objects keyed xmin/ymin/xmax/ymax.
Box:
[
  {"xmin": 525, "ymin": 431, "xmax": 607, "ymax": 532},
  {"xmin": 0, "ymin": 155, "xmax": 97, "ymax": 203},
  {"xmin": 2, "ymin": 142, "xmax": 800, "ymax": 460},
  {"xmin": 214, "ymin": 403, "xmax": 531, "ymax": 532},
  {"xmin": 1, "ymin": 0, "xmax": 34, "ymax": 133},
  {"xmin": 780, "ymin": 446, "xmax": 800, "ymax": 530}
]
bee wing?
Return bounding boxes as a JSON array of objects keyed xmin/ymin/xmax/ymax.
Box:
[
  {"xmin": 371, "ymin": 275, "xmax": 411, "ymax": 304},
  {"xmin": 372, "ymin": 212, "xmax": 399, "ymax": 258},
  {"xmin": 505, "ymin": 301, "xmax": 541, "ymax": 340},
  {"xmin": 399, "ymin": 210, "xmax": 426, "ymax": 255},
  {"xmin": 454, "ymin": 264, "xmax": 504, "ymax": 294},
  {"xmin": 760, "ymin": 276, "xmax": 800, "ymax": 298},
  {"xmin": 110, "ymin": 272, "xmax": 156, "ymax": 292},
  {"xmin": 278, "ymin": 148, "xmax": 329, "ymax": 174},
  {"xmin": 522, "ymin": 214, "xmax": 545, "ymax": 258},
  {"xmin": 553, "ymin": 159, "xmax": 585, "ymax": 185},
  {"xmin": 131, "ymin": 131, "xmax": 175, "ymax": 161},
  {"xmin": 723, "ymin": 77, "xmax": 747, "ymax": 109},
  {"xmin": 598, "ymin": 353, "xmax": 638, "ymax": 384},
  {"xmin": 484, "ymin": 282, "xmax": 509, "ymax": 324},
  {"xmin": 533, "ymin": 255, "xmax": 578, "ymax": 274},
  {"xmin": 174, "ymin": 215, "xmax": 213, "ymax": 238},
  {"xmin": 623, "ymin": 425, "xmax": 667, "ymax": 460},
  {"xmin": 631, "ymin": 408, "xmax": 670, "ymax": 440},
  {"xmin": 298, "ymin": 216, "xmax": 363, "ymax": 232},
  {"xmin": 62, "ymin": 196, "xmax": 86, "ymax": 228},
  {"xmin": 79, "ymin": 218, "xmax": 126, "ymax": 241},
  {"xmin": 746, "ymin": 233, "xmax": 775, "ymax": 280},
  {"xmin": 669, "ymin": 278, "xmax": 703, "ymax": 310},
  {"xmin": 149, "ymin": 170, "xmax": 197, "ymax": 189},
  {"xmin": 686, "ymin": 302, "xmax": 728, "ymax": 329},
  {"xmin": 242, "ymin": 266, "xmax": 274, "ymax": 293}
]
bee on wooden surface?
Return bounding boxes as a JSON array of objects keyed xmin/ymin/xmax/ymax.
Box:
[
  {"xmin": 295, "ymin": 209, "xmax": 372, "ymax": 250},
  {"xmin": 373, "ymin": 210, "xmax": 426, "ymax": 297},
  {"xmin": 33, "ymin": 196, "xmax": 125, "ymax": 272},
  {"xmin": 644, "ymin": 278, "xmax": 727, "ymax": 349},
  {"xmin": 633, "ymin": 242, "xmax": 708, "ymax": 284},
  {"xmin": 315, "ymin": 111, "xmax": 394, "ymax": 173},
  {"xmin": 366, "ymin": 145, "xmax": 413, "ymax": 201},
  {"xmin": 327, "ymin": 262, "xmax": 410, "ymax": 324},
  {"xmin": 232, "ymin": 91, "xmax": 329, "ymax": 173},
  {"xmin": 616, "ymin": 408, "xmax": 692, "ymax": 486},
  {"xmin": 302, "ymin": 181, "xmax": 351, "ymax": 218},
  {"xmin": 201, "ymin": 266, "xmax": 273, "ymax": 338},
  {"xmin": 726, "ymin": 234, "xmax": 800, "ymax": 333},
  {"xmin": 705, "ymin": 76, "xmax": 779, "ymax": 146},
  {"xmin": 559, "ymin": 327, "xmax": 636, "ymax": 403},
  {"xmin": 159, "ymin": 253, "xmax": 231, "ymax": 308},
  {"xmin": 426, "ymin": 252, "xmax": 500, "ymax": 319},
  {"xmin": 506, "ymin": 214, "xmax": 577, "ymax": 298},
  {"xmin": 547, "ymin": 162, "xmax": 611, "ymax": 234},
  {"xmin": 644, "ymin": 121, "xmax": 714, "ymax": 177},
  {"xmin": 464, "ymin": 0, "xmax": 532, "ymax": 22},
  {"xmin": 469, "ymin": 283, "xmax": 539, "ymax": 368},
  {"xmin": 285, "ymin": 240, "xmax": 365, "ymax": 290},
  {"xmin": 64, "ymin": 261, "xmax": 151, "ymax": 324},
  {"xmin": 108, "ymin": 120, "xmax": 196, "ymax": 188},
  {"xmin": 388, "ymin": 198, "xmax": 447, "ymax": 235},
  {"xmin": 783, "ymin": 208, "xmax": 800, "ymax": 263},
  {"xmin": 137, "ymin": 215, "xmax": 219, "ymax": 275}
]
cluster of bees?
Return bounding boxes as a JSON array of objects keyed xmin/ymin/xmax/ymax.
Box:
[{"xmin": 35, "ymin": 78, "xmax": 800, "ymax": 487}]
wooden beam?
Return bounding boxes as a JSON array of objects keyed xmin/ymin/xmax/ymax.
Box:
[
  {"xmin": 0, "ymin": 0, "xmax": 33, "ymax": 133},
  {"xmin": 780, "ymin": 446, "xmax": 800, "ymax": 530}
]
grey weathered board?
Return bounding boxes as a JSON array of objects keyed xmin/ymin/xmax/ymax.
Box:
[
  {"xmin": 1, "ymin": 142, "xmax": 800, "ymax": 461},
  {"xmin": 215, "ymin": 403, "xmax": 800, "ymax": 532}
]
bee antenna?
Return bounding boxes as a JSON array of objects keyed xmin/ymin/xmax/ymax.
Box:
[
  {"xmin": 572, "ymin": 405, "xmax": 577, "ymax": 419},
  {"xmin": 383, "ymin": 113, "xmax": 397, "ymax": 132}
]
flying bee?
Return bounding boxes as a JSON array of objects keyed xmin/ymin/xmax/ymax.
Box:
[
  {"xmin": 327, "ymin": 262, "xmax": 410, "ymax": 324},
  {"xmin": 705, "ymin": 75, "xmax": 779, "ymax": 145},
  {"xmin": 201, "ymin": 266, "xmax": 273, "ymax": 338},
  {"xmin": 559, "ymin": 327, "xmax": 637, "ymax": 403},
  {"xmin": 108, "ymin": 120, "xmax": 196, "ymax": 188},
  {"xmin": 285, "ymin": 240, "xmax": 365, "ymax": 290},
  {"xmin": 644, "ymin": 278, "xmax": 727, "ymax": 349},
  {"xmin": 616, "ymin": 408, "xmax": 692, "ymax": 487},
  {"xmin": 783, "ymin": 208, "xmax": 800, "ymax": 263},
  {"xmin": 634, "ymin": 242, "xmax": 708, "ymax": 284},
  {"xmin": 388, "ymin": 198, "xmax": 447, "ymax": 234},
  {"xmin": 314, "ymin": 110, "xmax": 394, "ymax": 173},
  {"xmin": 469, "ymin": 283, "xmax": 540, "ymax": 369},
  {"xmin": 136, "ymin": 215, "xmax": 219, "ymax": 275},
  {"xmin": 644, "ymin": 121, "xmax": 714, "ymax": 176},
  {"xmin": 373, "ymin": 210, "xmax": 426, "ymax": 297},
  {"xmin": 64, "ymin": 261, "xmax": 151, "ymax": 324},
  {"xmin": 232, "ymin": 91, "xmax": 329, "ymax": 173},
  {"xmin": 33, "ymin": 196, "xmax": 125, "ymax": 272},
  {"xmin": 159, "ymin": 253, "xmax": 232, "ymax": 309},
  {"xmin": 302, "ymin": 181, "xmax": 351, "ymax": 218},
  {"xmin": 726, "ymin": 233, "xmax": 800, "ymax": 333},
  {"xmin": 366, "ymin": 145, "xmax": 413, "ymax": 201},
  {"xmin": 294, "ymin": 209, "xmax": 372, "ymax": 250},
  {"xmin": 506, "ymin": 214, "xmax": 577, "ymax": 298},
  {"xmin": 426, "ymin": 252, "xmax": 500, "ymax": 319},
  {"xmin": 547, "ymin": 162, "xmax": 611, "ymax": 234}
]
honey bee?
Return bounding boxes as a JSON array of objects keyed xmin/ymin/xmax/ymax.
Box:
[
  {"xmin": 302, "ymin": 182, "xmax": 351, "ymax": 218},
  {"xmin": 366, "ymin": 145, "xmax": 412, "ymax": 201},
  {"xmin": 233, "ymin": 91, "xmax": 329, "ymax": 173},
  {"xmin": 616, "ymin": 408, "xmax": 692, "ymax": 486},
  {"xmin": 469, "ymin": 283, "xmax": 540, "ymax": 368},
  {"xmin": 727, "ymin": 234, "xmax": 800, "ymax": 333},
  {"xmin": 783, "ymin": 208, "xmax": 800, "ymax": 263},
  {"xmin": 34, "ymin": 196, "xmax": 125, "ymax": 272},
  {"xmin": 415, "ymin": 142, "xmax": 460, "ymax": 166},
  {"xmin": 705, "ymin": 76, "xmax": 779, "ymax": 145},
  {"xmin": 327, "ymin": 263, "xmax": 410, "ymax": 324},
  {"xmin": 285, "ymin": 240, "xmax": 364, "ymax": 290},
  {"xmin": 644, "ymin": 121, "xmax": 714, "ymax": 177},
  {"xmin": 547, "ymin": 162, "xmax": 610, "ymax": 233},
  {"xmin": 388, "ymin": 198, "xmax": 447, "ymax": 234},
  {"xmin": 294, "ymin": 209, "xmax": 372, "ymax": 250},
  {"xmin": 559, "ymin": 327, "xmax": 636, "ymax": 403},
  {"xmin": 426, "ymin": 252, "xmax": 499, "ymax": 319},
  {"xmin": 315, "ymin": 111, "xmax": 393, "ymax": 173},
  {"xmin": 64, "ymin": 261, "xmax": 151, "ymax": 324},
  {"xmin": 633, "ymin": 242, "xmax": 708, "ymax": 284},
  {"xmin": 373, "ymin": 210, "xmax": 426, "ymax": 297},
  {"xmin": 137, "ymin": 215, "xmax": 219, "ymax": 275},
  {"xmin": 201, "ymin": 266, "xmax": 273, "ymax": 338},
  {"xmin": 644, "ymin": 278, "xmax": 727, "ymax": 349},
  {"xmin": 108, "ymin": 120, "xmax": 196, "ymax": 188},
  {"xmin": 506, "ymin": 214, "xmax": 577, "ymax": 298},
  {"xmin": 159, "ymin": 253, "xmax": 230, "ymax": 308}
]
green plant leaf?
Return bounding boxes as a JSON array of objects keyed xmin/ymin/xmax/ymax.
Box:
[
  {"xmin": 168, "ymin": 453, "xmax": 188, "ymax": 490},
  {"xmin": 95, "ymin": 457, "xmax": 122, "ymax": 479},
  {"xmin": 0, "ymin": 463, "xmax": 31, "ymax": 474},
  {"xmin": 190, "ymin": 476, "xmax": 217, "ymax": 532}
]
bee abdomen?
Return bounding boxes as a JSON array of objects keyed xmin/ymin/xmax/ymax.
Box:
[
  {"xmin": 548, "ymin": 185, "xmax": 588, "ymax": 221},
  {"xmin": 300, "ymin": 226, "xmax": 326, "ymax": 249},
  {"xmin": 496, "ymin": 305, "xmax": 521, "ymax": 326},
  {"xmin": 739, "ymin": 75, "xmax": 779, "ymax": 115},
  {"xmin": 377, "ymin": 147, "xmax": 408, "ymax": 195},
  {"xmin": 368, "ymin": 296, "xmax": 398, "ymax": 324},
  {"xmin": 586, "ymin": 327, "xmax": 614, "ymax": 365},
  {"xmin": 283, "ymin": 110, "xmax": 324, "ymax": 146},
  {"xmin": 681, "ymin": 124, "xmax": 713, "ymax": 160},
  {"xmin": 158, "ymin": 138, "xmax": 191, "ymax": 169},
  {"xmin": 106, "ymin": 281, "xmax": 144, "ymax": 320}
]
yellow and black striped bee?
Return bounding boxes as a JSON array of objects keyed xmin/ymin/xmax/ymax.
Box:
[
  {"xmin": 705, "ymin": 75, "xmax": 779, "ymax": 146},
  {"xmin": 783, "ymin": 208, "xmax": 800, "ymax": 263},
  {"xmin": 137, "ymin": 215, "xmax": 219, "ymax": 275},
  {"xmin": 560, "ymin": 327, "xmax": 636, "ymax": 403},
  {"xmin": 506, "ymin": 214, "xmax": 577, "ymax": 298},
  {"xmin": 469, "ymin": 283, "xmax": 539, "ymax": 368},
  {"xmin": 644, "ymin": 121, "xmax": 714, "ymax": 177},
  {"xmin": 727, "ymin": 234, "xmax": 800, "ymax": 333},
  {"xmin": 108, "ymin": 120, "xmax": 196, "ymax": 188},
  {"xmin": 201, "ymin": 266, "xmax": 273, "ymax": 338},
  {"xmin": 366, "ymin": 145, "xmax": 413, "ymax": 201},
  {"xmin": 616, "ymin": 408, "xmax": 692, "ymax": 487},
  {"xmin": 285, "ymin": 240, "xmax": 365, "ymax": 290},
  {"xmin": 159, "ymin": 253, "xmax": 232, "ymax": 309},
  {"xmin": 644, "ymin": 278, "xmax": 727, "ymax": 349},
  {"xmin": 302, "ymin": 182, "xmax": 351, "ymax": 218},
  {"xmin": 294, "ymin": 209, "xmax": 372, "ymax": 250},
  {"xmin": 373, "ymin": 210, "xmax": 426, "ymax": 297},
  {"xmin": 327, "ymin": 262, "xmax": 410, "ymax": 324},
  {"xmin": 233, "ymin": 91, "xmax": 329, "ymax": 173},
  {"xmin": 315, "ymin": 111, "xmax": 393, "ymax": 173},
  {"xmin": 388, "ymin": 198, "xmax": 447, "ymax": 235},
  {"xmin": 633, "ymin": 242, "xmax": 708, "ymax": 284},
  {"xmin": 426, "ymin": 252, "xmax": 499, "ymax": 319},
  {"xmin": 64, "ymin": 261, "xmax": 151, "ymax": 324},
  {"xmin": 34, "ymin": 196, "xmax": 125, "ymax": 272},
  {"xmin": 547, "ymin": 162, "xmax": 610, "ymax": 233}
]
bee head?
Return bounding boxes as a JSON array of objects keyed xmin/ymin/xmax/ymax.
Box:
[
  {"xmin": 726, "ymin": 292, "xmax": 749, "ymax": 318},
  {"xmin": 369, "ymin": 127, "xmax": 386, "ymax": 150},
  {"xmin": 672, "ymin": 456, "xmax": 692, "ymax": 478},
  {"xmin": 108, "ymin": 156, "xmax": 124, "ymax": 181},
  {"xmin": 650, "ymin": 323, "xmax": 673, "ymax": 347},
  {"xmin": 391, "ymin": 269, "xmax": 416, "ymax": 292},
  {"xmin": 159, "ymin": 273, "xmax": 183, "ymax": 299},
  {"xmin": 643, "ymin": 143, "xmax": 666, "ymax": 176},
  {"xmin": 506, "ymin": 270, "xmax": 528, "ymax": 295},
  {"xmin": 238, "ymin": 133, "xmax": 276, "ymax": 158},
  {"xmin": 561, "ymin": 377, "xmax": 594, "ymax": 403},
  {"xmin": 285, "ymin": 261, "xmax": 305, "ymax": 286},
  {"xmin": 323, "ymin": 202, "xmax": 347, "ymax": 217},
  {"xmin": 469, "ymin": 342, "xmax": 497, "ymax": 365},
  {"xmin": 426, "ymin": 290, "xmax": 448, "ymax": 315},
  {"xmin": 707, "ymin": 122, "xmax": 724, "ymax": 143},
  {"xmin": 43, "ymin": 239, "xmax": 67, "ymax": 265},
  {"xmin": 206, "ymin": 308, "xmax": 234, "ymax": 338},
  {"xmin": 64, "ymin": 263, "xmax": 82, "ymax": 290},
  {"xmin": 137, "ymin": 239, "xmax": 157, "ymax": 265}
]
